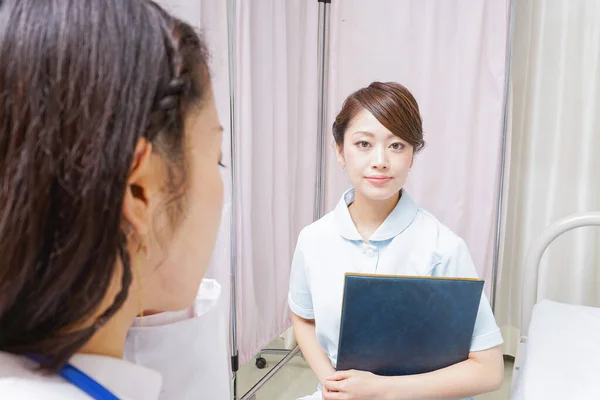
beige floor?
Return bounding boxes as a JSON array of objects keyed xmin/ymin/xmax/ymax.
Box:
[{"xmin": 237, "ymin": 338, "xmax": 513, "ymax": 400}]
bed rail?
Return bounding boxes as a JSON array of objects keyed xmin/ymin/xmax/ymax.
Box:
[{"xmin": 520, "ymin": 212, "xmax": 600, "ymax": 336}]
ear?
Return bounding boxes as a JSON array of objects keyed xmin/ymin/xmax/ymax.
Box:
[
  {"xmin": 335, "ymin": 142, "xmax": 345, "ymax": 169},
  {"xmin": 122, "ymin": 138, "xmax": 157, "ymax": 239}
]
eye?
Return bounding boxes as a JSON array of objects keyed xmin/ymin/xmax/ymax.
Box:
[
  {"xmin": 390, "ymin": 142, "xmax": 404, "ymax": 151},
  {"xmin": 356, "ymin": 141, "xmax": 371, "ymax": 149},
  {"xmin": 219, "ymin": 161, "xmax": 226, "ymax": 168}
]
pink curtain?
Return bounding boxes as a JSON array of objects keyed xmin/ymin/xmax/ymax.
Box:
[{"xmin": 227, "ymin": 0, "xmax": 320, "ymax": 364}]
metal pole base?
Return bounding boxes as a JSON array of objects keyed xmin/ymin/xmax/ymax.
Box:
[
  {"xmin": 254, "ymin": 348, "xmax": 305, "ymax": 369},
  {"xmin": 240, "ymin": 346, "xmax": 302, "ymax": 400}
]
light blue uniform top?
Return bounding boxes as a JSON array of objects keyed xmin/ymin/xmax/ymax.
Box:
[{"xmin": 288, "ymin": 189, "xmax": 503, "ymax": 400}]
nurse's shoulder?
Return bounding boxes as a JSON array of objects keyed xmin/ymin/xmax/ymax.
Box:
[
  {"xmin": 411, "ymin": 206, "xmax": 478, "ymax": 278},
  {"xmin": 295, "ymin": 209, "xmax": 339, "ymax": 248},
  {"xmin": 0, "ymin": 351, "xmax": 160, "ymax": 400},
  {"xmin": 0, "ymin": 352, "xmax": 83, "ymax": 399},
  {"xmin": 411, "ymin": 206, "xmax": 473, "ymax": 259}
]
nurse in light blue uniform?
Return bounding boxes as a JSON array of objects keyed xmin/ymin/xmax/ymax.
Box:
[{"xmin": 289, "ymin": 82, "xmax": 505, "ymax": 400}]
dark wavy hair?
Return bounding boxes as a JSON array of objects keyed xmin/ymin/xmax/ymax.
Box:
[
  {"xmin": 0, "ymin": 0, "xmax": 210, "ymax": 372},
  {"xmin": 332, "ymin": 82, "xmax": 426, "ymax": 152}
]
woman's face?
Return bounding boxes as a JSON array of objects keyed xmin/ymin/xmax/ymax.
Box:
[
  {"xmin": 337, "ymin": 108, "xmax": 413, "ymax": 201},
  {"xmin": 141, "ymin": 90, "xmax": 224, "ymax": 312}
]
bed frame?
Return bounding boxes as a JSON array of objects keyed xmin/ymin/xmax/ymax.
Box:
[{"xmin": 512, "ymin": 211, "xmax": 600, "ymax": 390}]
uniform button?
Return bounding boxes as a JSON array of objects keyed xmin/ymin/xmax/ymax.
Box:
[{"xmin": 365, "ymin": 248, "xmax": 376, "ymax": 258}]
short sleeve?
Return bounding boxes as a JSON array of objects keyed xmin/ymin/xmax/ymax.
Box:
[
  {"xmin": 440, "ymin": 239, "xmax": 504, "ymax": 352},
  {"xmin": 288, "ymin": 231, "xmax": 314, "ymax": 320}
]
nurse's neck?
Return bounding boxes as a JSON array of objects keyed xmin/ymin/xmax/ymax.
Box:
[
  {"xmin": 78, "ymin": 303, "xmax": 137, "ymax": 360},
  {"xmin": 78, "ymin": 262, "xmax": 140, "ymax": 360},
  {"xmin": 348, "ymin": 190, "xmax": 400, "ymax": 242}
]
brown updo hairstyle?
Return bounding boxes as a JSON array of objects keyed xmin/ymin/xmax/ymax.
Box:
[
  {"xmin": 332, "ymin": 82, "xmax": 426, "ymax": 152},
  {"xmin": 0, "ymin": 0, "xmax": 210, "ymax": 372}
]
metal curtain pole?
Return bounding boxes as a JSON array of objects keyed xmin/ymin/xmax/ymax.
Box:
[
  {"xmin": 314, "ymin": 0, "xmax": 331, "ymax": 221},
  {"xmin": 226, "ymin": 0, "xmax": 239, "ymax": 398},
  {"xmin": 490, "ymin": 0, "xmax": 516, "ymax": 313},
  {"xmin": 241, "ymin": 347, "xmax": 302, "ymax": 400}
]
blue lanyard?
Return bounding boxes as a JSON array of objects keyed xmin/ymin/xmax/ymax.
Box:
[{"xmin": 28, "ymin": 354, "xmax": 120, "ymax": 400}]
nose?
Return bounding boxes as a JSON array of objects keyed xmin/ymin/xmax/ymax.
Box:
[{"xmin": 371, "ymin": 145, "xmax": 388, "ymax": 169}]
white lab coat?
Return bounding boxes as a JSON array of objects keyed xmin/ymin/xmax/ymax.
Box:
[
  {"xmin": 0, "ymin": 279, "xmax": 231, "ymax": 400},
  {"xmin": 124, "ymin": 279, "xmax": 231, "ymax": 400}
]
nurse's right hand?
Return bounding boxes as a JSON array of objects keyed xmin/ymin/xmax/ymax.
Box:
[{"xmin": 322, "ymin": 370, "xmax": 382, "ymax": 400}]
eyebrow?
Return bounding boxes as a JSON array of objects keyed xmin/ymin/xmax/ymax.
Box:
[
  {"xmin": 215, "ymin": 125, "xmax": 225, "ymax": 132},
  {"xmin": 352, "ymin": 131, "xmax": 397, "ymax": 140}
]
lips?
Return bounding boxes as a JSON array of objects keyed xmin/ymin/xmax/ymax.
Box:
[{"xmin": 365, "ymin": 176, "xmax": 393, "ymax": 185}]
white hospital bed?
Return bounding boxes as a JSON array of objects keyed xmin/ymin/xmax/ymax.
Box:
[{"xmin": 510, "ymin": 212, "xmax": 600, "ymax": 400}]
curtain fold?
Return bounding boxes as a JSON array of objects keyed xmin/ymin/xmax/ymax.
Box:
[{"xmin": 229, "ymin": 0, "xmax": 320, "ymax": 364}]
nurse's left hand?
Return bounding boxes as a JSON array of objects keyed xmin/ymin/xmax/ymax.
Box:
[{"xmin": 322, "ymin": 369, "xmax": 382, "ymax": 400}]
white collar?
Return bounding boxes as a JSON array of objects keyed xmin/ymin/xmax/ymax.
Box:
[{"xmin": 333, "ymin": 188, "xmax": 418, "ymax": 242}]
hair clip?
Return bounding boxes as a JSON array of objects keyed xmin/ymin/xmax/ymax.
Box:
[
  {"xmin": 165, "ymin": 78, "xmax": 186, "ymax": 95},
  {"xmin": 158, "ymin": 95, "xmax": 178, "ymax": 110}
]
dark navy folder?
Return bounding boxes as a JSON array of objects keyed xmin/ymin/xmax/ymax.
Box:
[{"xmin": 336, "ymin": 273, "xmax": 484, "ymax": 376}]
